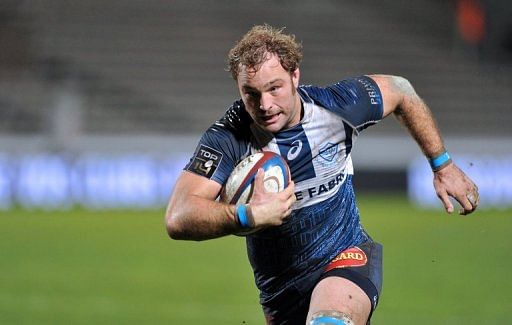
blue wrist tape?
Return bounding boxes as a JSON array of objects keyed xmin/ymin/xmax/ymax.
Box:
[
  {"xmin": 236, "ymin": 204, "xmax": 251, "ymax": 228},
  {"xmin": 311, "ymin": 316, "xmax": 347, "ymax": 325},
  {"xmin": 429, "ymin": 151, "xmax": 451, "ymax": 171}
]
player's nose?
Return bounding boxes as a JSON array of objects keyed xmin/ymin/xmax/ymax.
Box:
[{"xmin": 259, "ymin": 93, "xmax": 273, "ymax": 111}]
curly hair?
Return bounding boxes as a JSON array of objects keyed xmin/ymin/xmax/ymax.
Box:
[{"xmin": 227, "ymin": 24, "xmax": 303, "ymax": 80}]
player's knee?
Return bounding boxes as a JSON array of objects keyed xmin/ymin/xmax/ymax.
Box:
[{"xmin": 309, "ymin": 310, "xmax": 355, "ymax": 325}]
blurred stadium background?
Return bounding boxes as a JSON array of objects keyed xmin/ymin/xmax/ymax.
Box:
[{"xmin": 1, "ymin": 0, "xmax": 511, "ymax": 324}]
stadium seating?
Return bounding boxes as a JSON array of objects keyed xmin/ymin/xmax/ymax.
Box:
[{"xmin": 0, "ymin": 0, "xmax": 511, "ymax": 135}]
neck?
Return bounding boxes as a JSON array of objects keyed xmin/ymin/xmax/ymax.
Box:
[{"xmin": 292, "ymin": 91, "xmax": 302, "ymax": 125}]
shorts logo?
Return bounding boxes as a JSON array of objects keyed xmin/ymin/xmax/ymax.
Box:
[
  {"xmin": 325, "ymin": 247, "xmax": 367, "ymax": 272},
  {"xmin": 186, "ymin": 144, "xmax": 223, "ymax": 179}
]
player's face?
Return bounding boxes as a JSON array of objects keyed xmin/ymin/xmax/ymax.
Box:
[{"xmin": 237, "ymin": 54, "xmax": 301, "ymax": 133}]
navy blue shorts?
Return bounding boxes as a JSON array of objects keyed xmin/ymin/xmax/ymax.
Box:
[{"xmin": 262, "ymin": 240, "xmax": 383, "ymax": 324}]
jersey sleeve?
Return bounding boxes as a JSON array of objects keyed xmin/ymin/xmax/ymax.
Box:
[
  {"xmin": 184, "ymin": 101, "xmax": 251, "ymax": 186},
  {"xmin": 300, "ymin": 76, "xmax": 383, "ymax": 132}
]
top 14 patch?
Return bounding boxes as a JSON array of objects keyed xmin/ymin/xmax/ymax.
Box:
[{"xmin": 186, "ymin": 144, "xmax": 223, "ymax": 179}]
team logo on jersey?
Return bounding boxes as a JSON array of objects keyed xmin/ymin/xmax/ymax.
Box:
[
  {"xmin": 186, "ymin": 144, "xmax": 223, "ymax": 179},
  {"xmin": 318, "ymin": 142, "xmax": 338, "ymax": 162},
  {"xmin": 287, "ymin": 140, "xmax": 303, "ymax": 160},
  {"xmin": 325, "ymin": 247, "xmax": 367, "ymax": 272}
]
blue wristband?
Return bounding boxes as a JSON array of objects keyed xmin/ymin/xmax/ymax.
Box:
[
  {"xmin": 429, "ymin": 151, "xmax": 451, "ymax": 171},
  {"xmin": 236, "ymin": 204, "xmax": 251, "ymax": 228}
]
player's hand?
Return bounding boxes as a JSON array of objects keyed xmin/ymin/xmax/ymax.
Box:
[
  {"xmin": 433, "ymin": 163, "xmax": 479, "ymax": 215},
  {"xmin": 248, "ymin": 168, "xmax": 296, "ymax": 228}
]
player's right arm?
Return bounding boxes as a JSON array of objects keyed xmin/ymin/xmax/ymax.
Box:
[
  {"xmin": 165, "ymin": 171, "xmax": 237, "ymax": 240},
  {"xmin": 165, "ymin": 169, "xmax": 295, "ymax": 241}
]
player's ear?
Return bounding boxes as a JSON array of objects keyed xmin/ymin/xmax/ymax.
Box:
[{"xmin": 291, "ymin": 68, "xmax": 300, "ymax": 88}]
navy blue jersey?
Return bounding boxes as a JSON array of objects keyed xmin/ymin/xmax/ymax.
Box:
[{"xmin": 185, "ymin": 76, "xmax": 383, "ymax": 303}]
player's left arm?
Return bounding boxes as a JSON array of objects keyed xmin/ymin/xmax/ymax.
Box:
[{"xmin": 368, "ymin": 74, "xmax": 479, "ymax": 215}]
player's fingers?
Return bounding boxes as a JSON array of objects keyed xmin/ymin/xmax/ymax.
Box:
[
  {"xmin": 473, "ymin": 190, "xmax": 480, "ymax": 207},
  {"xmin": 436, "ymin": 189, "xmax": 454, "ymax": 214},
  {"xmin": 283, "ymin": 180, "xmax": 295, "ymax": 196},
  {"xmin": 457, "ymin": 195, "xmax": 474, "ymax": 215},
  {"xmin": 286, "ymin": 190, "xmax": 296, "ymax": 206},
  {"xmin": 460, "ymin": 189, "xmax": 479, "ymax": 215},
  {"xmin": 253, "ymin": 168, "xmax": 265, "ymax": 192},
  {"xmin": 291, "ymin": 191, "xmax": 297, "ymax": 203},
  {"xmin": 468, "ymin": 186, "xmax": 480, "ymax": 207}
]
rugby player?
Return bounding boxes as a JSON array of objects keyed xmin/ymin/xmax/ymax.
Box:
[{"xmin": 165, "ymin": 25, "xmax": 479, "ymax": 325}]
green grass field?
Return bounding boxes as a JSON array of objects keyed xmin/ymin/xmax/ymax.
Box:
[{"xmin": 1, "ymin": 195, "xmax": 511, "ymax": 324}]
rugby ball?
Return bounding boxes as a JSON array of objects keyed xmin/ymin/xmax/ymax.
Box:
[{"xmin": 220, "ymin": 151, "xmax": 290, "ymax": 205}]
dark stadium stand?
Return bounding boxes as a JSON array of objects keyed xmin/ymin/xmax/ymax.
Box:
[{"xmin": 1, "ymin": 0, "xmax": 511, "ymax": 135}]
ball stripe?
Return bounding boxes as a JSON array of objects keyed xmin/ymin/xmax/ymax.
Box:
[{"xmin": 229, "ymin": 152, "xmax": 288, "ymax": 204}]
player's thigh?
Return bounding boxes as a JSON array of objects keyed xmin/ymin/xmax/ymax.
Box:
[
  {"xmin": 307, "ymin": 240, "xmax": 383, "ymax": 324},
  {"xmin": 307, "ymin": 276, "xmax": 371, "ymax": 325}
]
